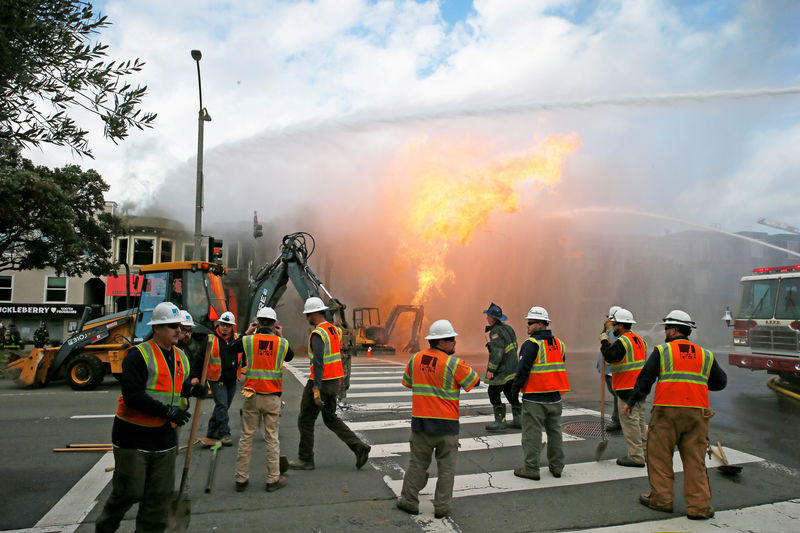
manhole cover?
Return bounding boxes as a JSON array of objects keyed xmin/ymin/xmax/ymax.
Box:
[{"xmin": 562, "ymin": 420, "xmax": 606, "ymax": 439}]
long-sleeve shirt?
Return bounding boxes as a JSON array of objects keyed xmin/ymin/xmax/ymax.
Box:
[
  {"xmin": 512, "ymin": 329, "xmax": 563, "ymax": 403},
  {"xmin": 112, "ymin": 345, "xmax": 192, "ymax": 451},
  {"xmin": 310, "ymin": 334, "xmax": 326, "ymax": 389},
  {"xmin": 626, "ymin": 337, "xmax": 728, "ymax": 408},
  {"xmin": 600, "ymin": 334, "xmax": 635, "ymax": 402}
]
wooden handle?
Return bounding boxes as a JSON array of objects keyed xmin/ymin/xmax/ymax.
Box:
[{"xmin": 716, "ymin": 441, "xmax": 729, "ymax": 464}]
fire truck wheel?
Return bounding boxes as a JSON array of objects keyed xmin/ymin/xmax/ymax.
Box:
[{"xmin": 67, "ymin": 354, "xmax": 105, "ymax": 390}]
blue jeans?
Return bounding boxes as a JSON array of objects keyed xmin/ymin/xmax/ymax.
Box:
[{"xmin": 207, "ymin": 380, "xmax": 236, "ymax": 438}]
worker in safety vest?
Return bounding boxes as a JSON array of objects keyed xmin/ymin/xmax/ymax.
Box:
[
  {"xmin": 600, "ymin": 308, "xmax": 647, "ymax": 467},
  {"xmin": 200, "ymin": 311, "xmax": 241, "ymax": 446},
  {"xmin": 288, "ymin": 297, "xmax": 371, "ymax": 470},
  {"xmin": 227, "ymin": 306, "xmax": 294, "ymax": 492},
  {"xmin": 95, "ymin": 302, "xmax": 206, "ymax": 533},
  {"xmin": 482, "ymin": 302, "xmax": 520, "ymax": 431},
  {"xmin": 625, "ymin": 310, "xmax": 726, "ymax": 520},
  {"xmin": 511, "ymin": 306, "xmax": 570, "ymax": 480},
  {"xmin": 396, "ymin": 319, "xmax": 480, "ymax": 519}
]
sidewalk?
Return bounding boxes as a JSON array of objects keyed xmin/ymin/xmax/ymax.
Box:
[{"xmin": 78, "ymin": 369, "xmax": 413, "ymax": 533}]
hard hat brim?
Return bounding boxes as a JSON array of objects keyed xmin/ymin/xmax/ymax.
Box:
[{"xmin": 424, "ymin": 332, "xmax": 459, "ymax": 340}]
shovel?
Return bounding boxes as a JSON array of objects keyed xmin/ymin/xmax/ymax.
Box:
[
  {"xmin": 595, "ymin": 360, "xmax": 608, "ymax": 461},
  {"xmin": 167, "ymin": 337, "xmax": 213, "ymax": 532},
  {"xmin": 708, "ymin": 441, "xmax": 743, "ymax": 476}
]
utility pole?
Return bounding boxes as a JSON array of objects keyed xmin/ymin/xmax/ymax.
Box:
[
  {"xmin": 191, "ymin": 49, "xmax": 212, "ymax": 260},
  {"xmin": 757, "ymin": 217, "xmax": 800, "ymax": 235}
]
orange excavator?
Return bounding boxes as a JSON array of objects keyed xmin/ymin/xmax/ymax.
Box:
[{"xmin": 3, "ymin": 261, "xmax": 228, "ymax": 390}]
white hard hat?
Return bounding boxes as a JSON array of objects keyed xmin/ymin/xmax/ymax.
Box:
[
  {"xmin": 525, "ymin": 306, "xmax": 550, "ymax": 322},
  {"xmin": 217, "ymin": 311, "xmax": 236, "ymax": 325},
  {"xmin": 257, "ymin": 307, "xmax": 277, "ymax": 320},
  {"xmin": 660, "ymin": 309, "xmax": 696, "ymax": 328},
  {"xmin": 607, "ymin": 305, "xmax": 622, "ymax": 319},
  {"xmin": 612, "ymin": 308, "xmax": 636, "ymax": 325},
  {"xmin": 425, "ymin": 319, "xmax": 459, "ymax": 340},
  {"xmin": 147, "ymin": 302, "xmax": 184, "ymax": 325},
  {"xmin": 303, "ymin": 297, "xmax": 329, "ymax": 314},
  {"xmin": 180, "ymin": 310, "xmax": 195, "ymax": 328}
]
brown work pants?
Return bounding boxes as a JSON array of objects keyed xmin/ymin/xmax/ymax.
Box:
[
  {"xmin": 297, "ymin": 379, "xmax": 364, "ymax": 462},
  {"xmin": 235, "ymin": 393, "xmax": 281, "ymax": 484},
  {"xmin": 645, "ymin": 405, "xmax": 713, "ymax": 517},
  {"xmin": 399, "ymin": 431, "xmax": 459, "ymax": 516}
]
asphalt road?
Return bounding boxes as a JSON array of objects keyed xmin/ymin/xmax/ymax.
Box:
[{"xmin": 1, "ymin": 345, "xmax": 798, "ymax": 532}]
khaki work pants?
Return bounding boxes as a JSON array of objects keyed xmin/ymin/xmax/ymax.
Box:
[
  {"xmin": 235, "ymin": 393, "xmax": 281, "ymax": 483},
  {"xmin": 645, "ymin": 405, "xmax": 713, "ymax": 517},
  {"xmin": 521, "ymin": 400, "xmax": 564, "ymax": 472},
  {"xmin": 399, "ymin": 431, "xmax": 459, "ymax": 516},
  {"xmin": 618, "ymin": 397, "xmax": 647, "ymax": 463}
]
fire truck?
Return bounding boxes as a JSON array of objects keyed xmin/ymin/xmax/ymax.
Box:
[{"xmin": 727, "ymin": 264, "xmax": 800, "ymax": 386}]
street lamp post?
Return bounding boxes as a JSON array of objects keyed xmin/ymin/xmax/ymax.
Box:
[{"xmin": 191, "ymin": 49, "xmax": 211, "ymax": 261}]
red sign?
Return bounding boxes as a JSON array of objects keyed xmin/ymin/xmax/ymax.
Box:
[{"xmin": 106, "ymin": 275, "xmax": 144, "ymax": 296}]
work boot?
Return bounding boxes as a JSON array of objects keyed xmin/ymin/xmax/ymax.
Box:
[
  {"xmin": 279, "ymin": 455, "xmax": 289, "ymax": 474},
  {"xmin": 235, "ymin": 480, "xmax": 248, "ymax": 492},
  {"xmin": 513, "ymin": 467, "xmax": 540, "ymax": 480},
  {"xmin": 396, "ymin": 499, "xmax": 419, "ymax": 515},
  {"xmin": 288, "ymin": 459, "xmax": 315, "ymax": 470},
  {"xmin": 606, "ymin": 419, "xmax": 622, "ymax": 432},
  {"xmin": 617, "ymin": 456, "xmax": 645, "ymax": 468},
  {"xmin": 485, "ymin": 405, "xmax": 508, "ymax": 431},
  {"xmin": 220, "ymin": 435, "xmax": 233, "ymax": 447},
  {"xmin": 265, "ymin": 476, "xmax": 287, "ymax": 492},
  {"xmin": 509, "ymin": 405, "xmax": 522, "ymax": 429},
  {"xmin": 639, "ymin": 493, "xmax": 673, "ymax": 513},
  {"xmin": 355, "ymin": 444, "xmax": 371, "ymax": 469}
]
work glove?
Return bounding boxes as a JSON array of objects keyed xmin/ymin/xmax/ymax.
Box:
[
  {"xmin": 599, "ymin": 332, "xmax": 609, "ymax": 343},
  {"xmin": 602, "ymin": 318, "xmax": 613, "ymax": 333},
  {"xmin": 190, "ymin": 381, "xmax": 212, "ymax": 398},
  {"xmin": 312, "ymin": 388, "xmax": 324, "ymax": 408},
  {"xmin": 165, "ymin": 406, "xmax": 191, "ymax": 427}
]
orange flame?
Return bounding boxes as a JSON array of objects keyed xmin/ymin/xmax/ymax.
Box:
[{"xmin": 396, "ymin": 133, "xmax": 581, "ymax": 304}]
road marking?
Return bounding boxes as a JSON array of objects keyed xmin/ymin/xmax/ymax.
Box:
[
  {"xmin": 34, "ymin": 452, "xmax": 114, "ymax": 529},
  {"xmin": 70, "ymin": 414, "xmax": 114, "ymax": 419},
  {"xmin": 383, "ymin": 447, "xmax": 764, "ymax": 499},
  {"xmin": 344, "ymin": 398, "xmax": 498, "ymax": 411},
  {"xmin": 346, "ymin": 388, "xmax": 487, "ymax": 398},
  {"xmin": 351, "ymin": 375, "xmax": 409, "ymax": 381},
  {"xmin": 370, "ymin": 432, "xmax": 583, "ymax": 458},
  {"xmin": 347, "ymin": 408, "xmax": 601, "ymax": 431},
  {"xmin": 577, "ymin": 498, "xmax": 800, "ymax": 532},
  {"xmin": 0, "ymin": 390, "xmax": 108, "ymax": 397}
]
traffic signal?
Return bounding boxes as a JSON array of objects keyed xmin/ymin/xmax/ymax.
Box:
[
  {"xmin": 253, "ymin": 211, "xmax": 263, "ymax": 239},
  {"xmin": 207, "ymin": 236, "xmax": 223, "ymax": 262}
]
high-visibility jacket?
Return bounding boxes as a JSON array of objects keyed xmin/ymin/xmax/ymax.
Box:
[
  {"xmin": 611, "ymin": 332, "xmax": 647, "ymax": 391},
  {"xmin": 521, "ymin": 337, "xmax": 570, "ymax": 394},
  {"xmin": 242, "ymin": 334, "xmax": 290, "ymax": 394},
  {"xmin": 402, "ymin": 348, "xmax": 479, "ymax": 420},
  {"xmin": 654, "ymin": 340, "xmax": 713, "ymax": 408},
  {"xmin": 206, "ymin": 330, "xmax": 239, "ymax": 381},
  {"xmin": 116, "ymin": 340, "xmax": 190, "ymax": 427},
  {"xmin": 308, "ymin": 321, "xmax": 344, "ymax": 380}
]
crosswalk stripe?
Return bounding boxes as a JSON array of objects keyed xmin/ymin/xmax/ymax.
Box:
[
  {"xmin": 345, "ymin": 398, "xmax": 500, "ymax": 411},
  {"xmin": 351, "ymin": 375, "xmax": 409, "ymax": 381},
  {"xmin": 369, "ymin": 432, "xmax": 583, "ymax": 458},
  {"xmin": 383, "ymin": 447, "xmax": 764, "ymax": 499},
  {"xmin": 346, "ymin": 408, "xmax": 601, "ymax": 431},
  {"xmin": 346, "ymin": 388, "xmax": 487, "ymax": 398}
]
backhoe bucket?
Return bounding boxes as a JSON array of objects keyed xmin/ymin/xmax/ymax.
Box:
[{"xmin": 2, "ymin": 348, "xmax": 54, "ymax": 387}]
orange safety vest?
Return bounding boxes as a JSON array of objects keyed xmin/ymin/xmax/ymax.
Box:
[
  {"xmin": 116, "ymin": 340, "xmax": 190, "ymax": 427},
  {"xmin": 611, "ymin": 331, "xmax": 647, "ymax": 391},
  {"xmin": 521, "ymin": 337, "xmax": 570, "ymax": 394},
  {"xmin": 308, "ymin": 321, "xmax": 344, "ymax": 380},
  {"xmin": 402, "ymin": 348, "xmax": 480, "ymax": 420},
  {"xmin": 653, "ymin": 340, "xmax": 713, "ymax": 408},
  {"xmin": 206, "ymin": 330, "xmax": 239, "ymax": 381},
  {"xmin": 242, "ymin": 334, "xmax": 290, "ymax": 394}
]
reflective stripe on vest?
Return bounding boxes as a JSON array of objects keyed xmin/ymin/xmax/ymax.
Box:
[
  {"xmin": 521, "ymin": 337, "xmax": 570, "ymax": 393},
  {"xmin": 207, "ymin": 332, "xmax": 239, "ymax": 381},
  {"xmin": 611, "ymin": 332, "xmax": 646, "ymax": 391},
  {"xmin": 115, "ymin": 340, "xmax": 189, "ymax": 427},
  {"xmin": 653, "ymin": 340, "xmax": 713, "ymax": 408},
  {"xmin": 242, "ymin": 334, "xmax": 289, "ymax": 394},
  {"xmin": 308, "ymin": 321, "xmax": 344, "ymax": 380},
  {"xmin": 408, "ymin": 349, "xmax": 477, "ymax": 420}
]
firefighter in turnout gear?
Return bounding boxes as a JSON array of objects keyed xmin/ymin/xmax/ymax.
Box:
[
  {"xmin": 288, "ymin": 297, "xmax": 371, "ymax": 471},
  {"xmin": 600, "ymin": 308, "xmax": 647, "ymax": 467},
  {"xmin": 228, "ymin": 307, "xmax": 294, "ymax": 492},
  {"xmin": 396, "ymin": 319, "xmax": 480, "ymax": 519},
  {"xmin": 482, "ymin": 302, "xmax": 520, "ymax": 430},
  {"xmin": 33, "ymin": 321, "xmax": 50, "ymax": 348},
  {"xmin": 95, "ymin": 302, "xmax": 206, "ymax": 533},
  {"xmin": 625, "ymin": 310, "xmax": 727, "ymax": 520},
  {"xmin": 511, "ymin": 306, "xmax": 570, "ymax": 480}
]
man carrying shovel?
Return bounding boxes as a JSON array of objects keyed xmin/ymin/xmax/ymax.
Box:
[
  {"xmin": 625, "ymin": 310, "xmax": 727, "ymax": 521},
  {"xmin": 95, "ymin": 302, "xmax": 207, "ymax": 533}
]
